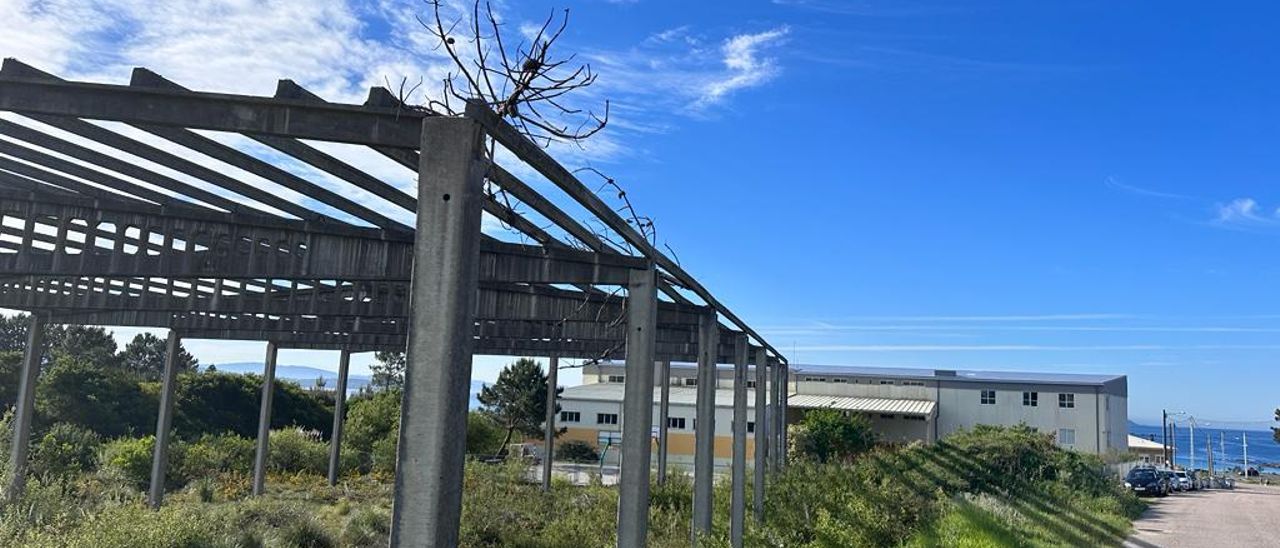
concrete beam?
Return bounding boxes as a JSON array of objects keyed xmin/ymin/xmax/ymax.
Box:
[
  {"xmin": 691, "ymin": 311, "xmax": 719, "ymax": 544},
  {"xmin": 251, "ymin": 341, "xmax": 279, "ymax": 496},
  {"xmin": 328, "ymin": 348, "xmax": 351, "ymax": 486},
  {"xmin": 390, "ymin": 113, "xmax": 486, "ymax": 547},
  {"xmin": 0, "ymin": 60, "xmax": 425, "ymax": 148},
  {"xmin": 3, "ymin": 313, "xmax": 44, "ymax": 502},
  {"xmin": 148, "ymin": 330, "xmax": 182, "ymax": 507},
  {"xmin": 730, "ymin": 336, "xmax": 749, "ymax": 548},
  {"xmin": 616, "ymin": 265, "xmax": 657, "ymax": 547}
]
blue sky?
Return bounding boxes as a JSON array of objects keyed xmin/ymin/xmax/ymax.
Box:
[{"xmin": 2, "ymin": 0, "xmax": 1278, "ymax": 427}]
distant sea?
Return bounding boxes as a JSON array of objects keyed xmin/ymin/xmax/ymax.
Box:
[
  {"xmin": 207, "ymin": 362, "xmax": 487, "ymax": 408},
  {"xmin": 1129, "ymin": 423, "xmax": 1280, "ymax": 473}
]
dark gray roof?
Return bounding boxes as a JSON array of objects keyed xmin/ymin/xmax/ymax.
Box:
[{"xmin": 791, "ymin": 363, "xmax": 1124, "ymax": 387}]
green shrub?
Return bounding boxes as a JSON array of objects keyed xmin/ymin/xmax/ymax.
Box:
[
  {"xmin": 35, "ymin": 358, "xmax": 155, "ymax": 438},
  {"xmin": 29, "ymin": 423, "xmax": 101, "ymax": 480},
  {"xmin": 175, "ymin": 372, "xmax": 332, "ymax": 440},
  {"xmin": 276, "ymin": 518, "xmax": 335, "ymax": 548},
  {"xmin": 342, "ymin": 390, "xmax": 400, "ymax": 473},
  {"xmin": 341, "ymin": 508, "xmax": 390, "ymax": 546},
  {"xmin": 182, "ymin": 433, "xmax": 255, "ymax": 478},
  {"xmin": 99, "ymin": 435, "xmax": 186, "ymax": 490},
  {"xmin": 466, "ymin": 411, "xmax": 503, "ymax": 455},
  {"xmin": 555, "ymin": 440, "xmax": 599, "ymax": 463},
  {"xmin": 99, "ymin": 436, "xmax": 155, "ymax": 490},
  {"xmin": 792, "ymin": 407, "xmax": 877, "ymax": 463},
  {"xmin": 268, "ymin": 428, "xmax": 327, "ymax": 474}
]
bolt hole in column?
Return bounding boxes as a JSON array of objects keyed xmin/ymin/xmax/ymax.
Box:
[{"xmin": 442, "ymin": 193, "xmax": 451, "ymax": 201}]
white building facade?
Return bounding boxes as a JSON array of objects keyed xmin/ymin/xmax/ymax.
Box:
[{"xmin": 555, "ymin": 363, "xmax": 1128, "ymax": 465}]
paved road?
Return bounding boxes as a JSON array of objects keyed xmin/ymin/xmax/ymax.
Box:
[{"xmin": 1124, "ymin": 484, "xmax": 1280, "ymax": 548}]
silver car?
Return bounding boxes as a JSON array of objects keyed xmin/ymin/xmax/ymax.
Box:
[{"xmin": 1173, "ymin": 470, "xmax": 1191, "ymax": 491}]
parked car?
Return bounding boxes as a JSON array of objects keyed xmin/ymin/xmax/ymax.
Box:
[
  {"xmin": 1125, "ymin": 468, "xmax": 1169, "ymax": 497},
  {"xmin": 1173, "ymin": 470, "xmax": 1192, "ymax": 491},
  {"xmin": 1155, "ymin": 469, "xmax": 1178, "ymax": 493},
  {"xmin": 1187, "ymin": 470, "xmax": 1203, "ymax": 490}
]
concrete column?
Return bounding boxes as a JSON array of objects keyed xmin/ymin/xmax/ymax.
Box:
[
  {"xmin": 730, "ymin": 336, "xmax": 749, "ymax": 548},
  {"xmin": 327, "ymin": 348, "xmax": 351, "ymax": 486},
  {"xmin": 752, "ymin": 347, "xmax": 768, "ymax": 521},
  {"xmin": 657, "ymin": 359, "xmax": 671, "ymax": 485},
  {"xmin": 691, "ymin": 311, "xmax": 719, "ymax": 544},
  {"xmin": 541, "ymin": 355, "xmax": 559, "ymax": 492},
  {"xmin": 389, "ymin": 113, "xmax": 486, "ymax": 548},
  {"xmin": 148, "ymin": 331, "xmax": 182, "ymax": 507},
  {"xmin": 769, "ymin": 360, "xmax": 782, "ymax": 473},
  {"xmin": 4, "ymin": 313, "xmax": 44, "ymax": 503},
  {"xmin": 773, "ymin": 363, "xmax": 783, "ymax": 471},
  {"xmin": 251, "ymin": 340, "xmax": 279, "ymax": 496},
  {"xmin": 616, "ymin": 265, "xmax": 657, "ymax": 548}
]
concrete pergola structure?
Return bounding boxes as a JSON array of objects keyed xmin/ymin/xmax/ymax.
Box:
[{"xmin": 0, "ymin": 58, "xmax": 790, "ymax": 547}]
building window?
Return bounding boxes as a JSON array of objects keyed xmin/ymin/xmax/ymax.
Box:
[
  {"xmin": 1059, "ymin": 393, "xmax": 1075, "ymax": 408},
  {"xmin": 833, "ymin": 378, "xmax": 848, "ymax": 383},
  {"xmin": 747, "ymin": 421, "xmax": 755, "ymax": 433},
  {"xmin": 747, "ymin": 380, "xmax": 757, "ymax": 388},
  {"xmin": 684, "ymin": 378, "xmax": 698, "ymax": 386},
  {"xmin": 980, "ymin": 389, "xmax": 996, "ymax": 405},
  {"xmin": 597, "ymin": 413, "xmax": 618, "ymax": 425},
  {"xmin": 902, "ymin": 380, "xmax": 925, "ymax": 387},
  {"xmin": 904, "ymin": 415, "xmax": 926, "ymax": 422},
  {"xmin": 879, "ymin": 380, "xmax": 894, "ymax": 385},
  {"xmin": 1058, "ymin": 428, "xmax": 1076, "ymax": 446},
  {"xmin": 607, "ymin": 375, "xmax": 625, "ymax": 383},
  {"xmin": 1022, "ymin": 392, "xmax": 1038, "ymax": 407},
  {"xmin": 560, "ymin": 411, "xmax": 580, "ymax": 423},
  {"xmin": 880, "ymin": 414, "xmax": 896, "ymax": 419},
  {"xmin": 668, "ymin": 417, "xmax": 686, "ymax": 429}
]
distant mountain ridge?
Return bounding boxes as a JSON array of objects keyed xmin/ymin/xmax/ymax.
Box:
[{"xmin": 209, "ymin": 362, "xmax": 487, "ymax": 407}]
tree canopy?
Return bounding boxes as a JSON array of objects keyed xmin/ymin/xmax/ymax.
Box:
[
  {"xmin": 120, "ymin": 333, "xmax": 199, "ymax": 381},
  {"xmin": 477, "ymin": 358, "xmax": 560, "ymax": 454}
]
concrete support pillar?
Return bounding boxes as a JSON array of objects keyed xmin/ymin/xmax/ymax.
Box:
[
  {"xmin": 730, "ymin": 336, "xmax": 749, "ymax": 548},
  {"xmin": 616, "ymin": 265, "xmax": 657, "ymax": 548},
  {"xmin": 691, "ymin": 311, "xmax": 719, "ymax": 544},
  {"xmin": 657, "ymin": 359, "xmax": 671, "ymax": 485},
  {"xmin": 769, "ymin": 360, "xmax": 782, "ymax": 472},
  {"xmin": 779, "ymin": 365, "xmax": 789, "ymax": 471},
  {"xmin": 251, "ymin": 340, "xmax": 279, "ymax": 496},
  {"xmin": 4, "ymin": 313, "xmax": 45, "ymax": 503},
  {"xmin": 148, "ymin": 331, "xmax": 182, "ymax": 507},
  {"xmin": 327, "ymin": 348, "xmax": 351, "ymax": 486},
  {"xmin": 389, "ymin": 113, "xmax": 486, "ymax": 548},
  {"xmin": 752, "ymin": 348, "xmax": 768, "ymax": 521},
  {"xmin": 541, "ymin": 355, "xmax": 559, "ymax": 492}
]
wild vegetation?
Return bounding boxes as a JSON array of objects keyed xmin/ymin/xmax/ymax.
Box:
[{"xmin": 2, "ymin": 383, "xmax": 1143, "ymax": 548}]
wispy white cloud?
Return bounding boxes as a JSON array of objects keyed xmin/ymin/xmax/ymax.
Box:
[
  {"xmin": 586, "ymin": 25, "xmax": 792, "ymax": 115},
  {"xmin": 1104, "ymin": 176, "xmax": 1194, "ymax": 200},
  {"xmin": 697, "ymin": 27, "xmax": 791, "ymax": 107},
  {"xmin": 1212, "ymin": 197, "xmax": 1280, "ymax": 231}
]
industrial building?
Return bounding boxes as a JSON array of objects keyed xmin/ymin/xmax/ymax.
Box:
[{"xmin": 560, "ymin": 363, "xmax": 1128, "ymax": 465}]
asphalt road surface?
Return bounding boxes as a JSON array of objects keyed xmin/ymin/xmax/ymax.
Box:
[{"xmin": 1124, "ymin": 483, "xmax": 1280, "ymax": 548}]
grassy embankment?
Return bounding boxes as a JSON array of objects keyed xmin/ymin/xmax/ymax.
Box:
[{"xmin": 1, "ymin": 424, "xmax": 1143, "ymax": 547}]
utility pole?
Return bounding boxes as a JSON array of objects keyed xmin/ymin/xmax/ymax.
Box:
[
  {"xmin": 1162, "ymin": 410, "xmax": 1169, "ymax": 465},
  {"xmin": 1189, "ymin": 419, "xmax": 1195, "ymax": 471},
  {"xmin": 1243, "ymin": 431, "xmax": 1249, "ymax": 475},
  {"xmin": 1171, "ymin": 422, "xmax": 1178, "ymax": 468}
]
